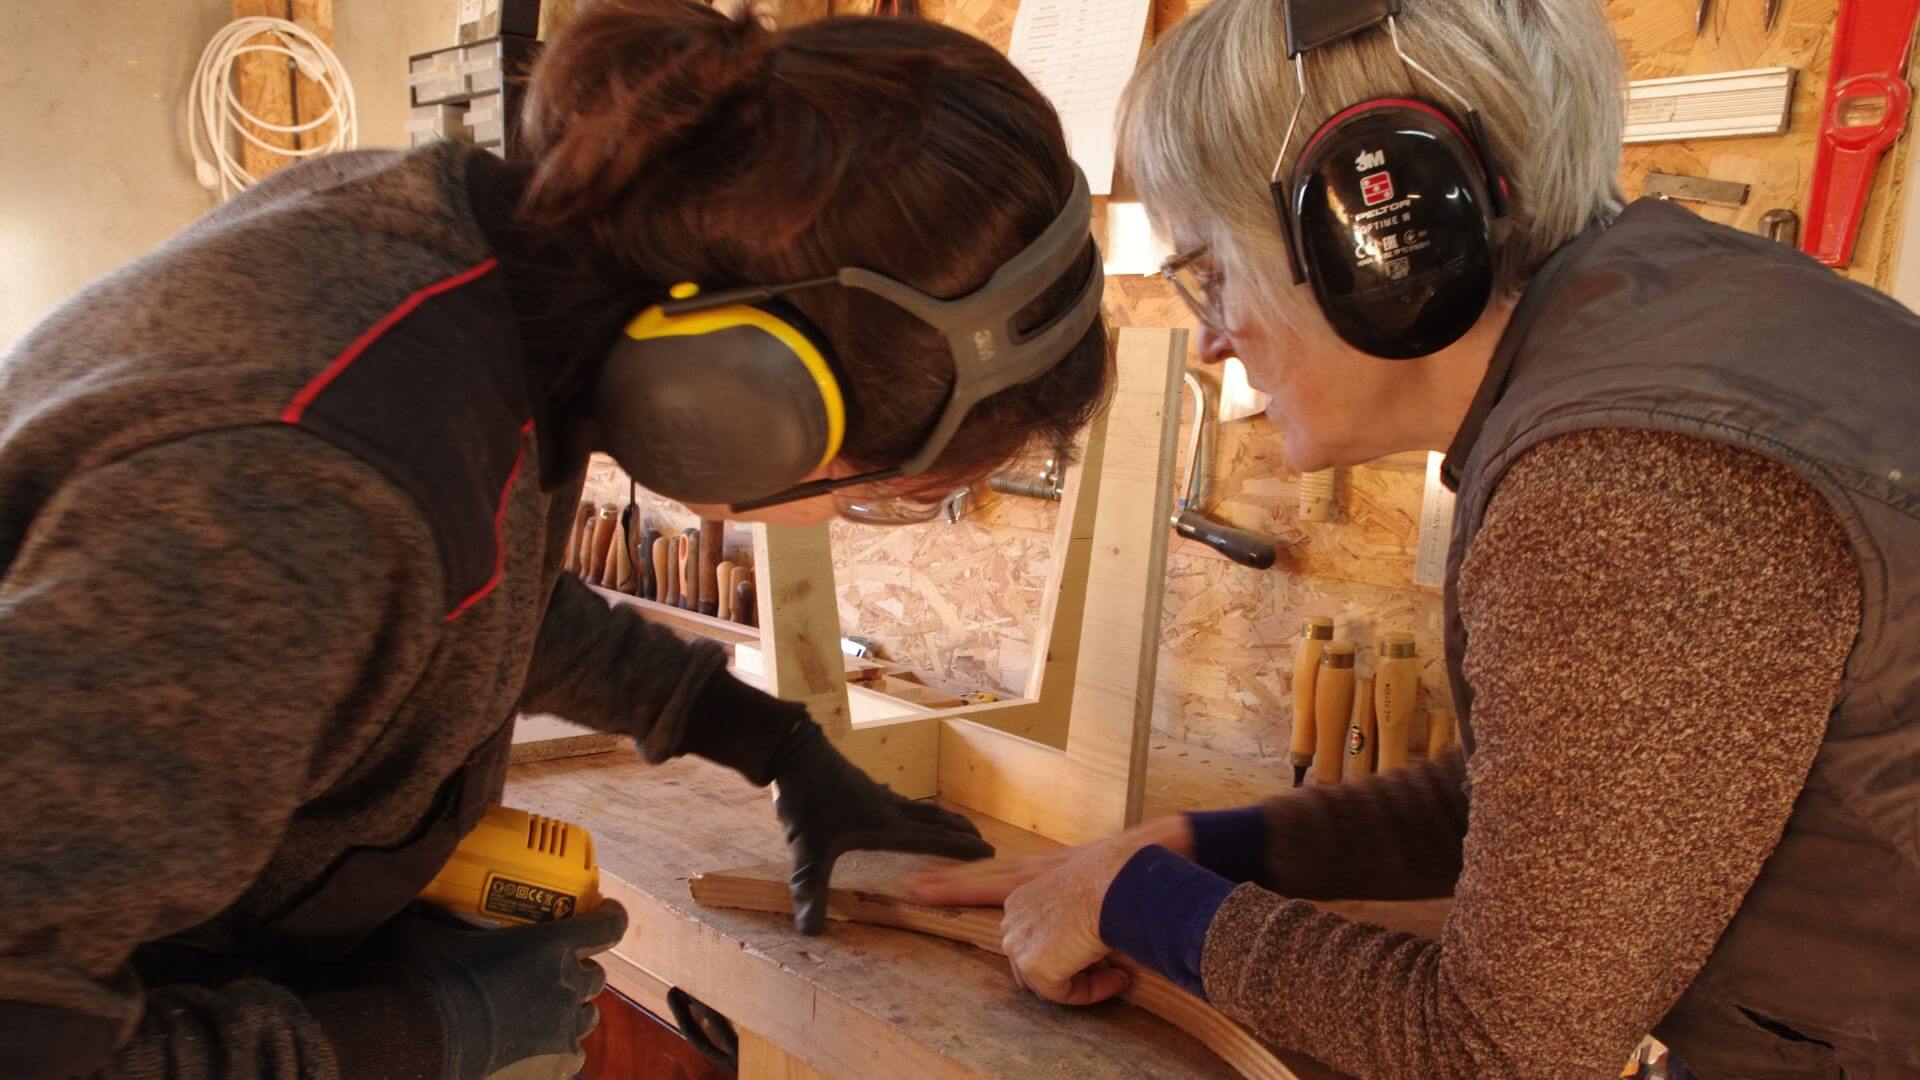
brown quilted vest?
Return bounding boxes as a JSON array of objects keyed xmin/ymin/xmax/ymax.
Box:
[{"xmin": 1441, "ymin": 199, "xmax": 1920, "ymax": 1079}]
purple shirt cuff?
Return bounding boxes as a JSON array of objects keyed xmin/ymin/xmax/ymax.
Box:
[
  {"xmin": 1185, "ymin": 806, "xmax": 1268, "ymax": 883},
  {"xmin": 1098, "ymin": 845, "xmax": 1234, "ymax": 998}
]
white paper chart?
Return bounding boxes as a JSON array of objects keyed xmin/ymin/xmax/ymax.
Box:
[{"xmin": 1007, "ymin": 0, "xmax": 1153, "ymax": 195}]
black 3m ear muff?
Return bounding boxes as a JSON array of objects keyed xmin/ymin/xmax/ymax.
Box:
[
  {"xmin": 1289, "ymin": 100, "xmax": 1498, "ymax": 358},
  {"xmin": 1269, "ymin": 0, "xmax": 1510, "ymax": 360},
  {"xmin": 595, "ymin": 165, "xmax": 1103, "ymax": 511}
]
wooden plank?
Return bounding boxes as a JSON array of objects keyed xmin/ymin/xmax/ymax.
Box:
[
  {"xmin": 288, "ymin": 0, "xmax": 334, "ymax": 154},
  {"xmin": 937, "ymin": 718, "xmax": 1084, "ymax": 839},
  {"xmin": 838, "ymin": 715, "xmax": 939, "ymax": 799},
  {"xmin": 539, "ymin": 0, "xmax": 579, "ymax": 38},
  {"xmin": 1060, "ymin": 326, "xmax": 1185, "ymax": 820},
  {"xmin": 231, "ymin": 0, "xmax": 297, "ymax": 181},
  {"xmin": 936, "ymin": 328, "xmax": 1187, "ymax": 844},
  {"xmin": 691, "ymin": 853, "xmax": 1331, "ymax": 1080},
  {"xmin": 588, "ymin": 582, "xmax": 760, "ymax": 650},
  {"xmin": 750, "ymin": 523, "xmax": 852, "ymax": 738},
  {"xmin": 739, "ymin": 1030, "xmax": 834, "ymax": 1080},
  {"xmin": 599, "ymin": 946, "xmax": 675, "ymax": 1021}
]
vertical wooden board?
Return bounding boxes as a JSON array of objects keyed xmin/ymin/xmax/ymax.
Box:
[
  {"xmin": 1061, "ymin": 327, "xmax": 1185, "ymax": 827},
  {"xmin": 739, "ymin": 1031, "xmax": 835, "ymax": 1080},
  {"xmin": 289, "ymin": 0, "xmax": 334, "ymax": 154},
  {"xmin": 840, "ymin": 715, "xmax": 940, "ymax": 799},
  {"xmin": 232, "ymin": 0, "xmax": 297, "ymax": 180},
  {"xmin": 540, "ymin": 0, "xmax": 579, "ymax": 38},
  {"xmin": 751, "ymin": 523, "xmax": 852, "ymax": 737}
]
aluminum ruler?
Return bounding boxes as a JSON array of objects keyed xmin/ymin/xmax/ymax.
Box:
[
  {"xmin": 1624, "ymin": 67, "xmax": 1796, "ymax": 143},
  {"xmin": 1412, "ymin": 451, "xmax": 1455, "ymax": 588}
]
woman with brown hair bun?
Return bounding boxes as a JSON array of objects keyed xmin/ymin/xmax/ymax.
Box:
[{"xmin": 0, "ymin": 1, "xmax": 1108, "ymax": 1077}]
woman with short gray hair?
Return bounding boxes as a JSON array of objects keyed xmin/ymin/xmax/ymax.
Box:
[{"xmin": 911, "ymin": 0, "xmax": 1920, "ymax": 1075}]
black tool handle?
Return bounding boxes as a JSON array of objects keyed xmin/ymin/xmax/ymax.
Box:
[{"xmin": 1174, "ymin": 510, "xmax": 1278, "ymax": 570}]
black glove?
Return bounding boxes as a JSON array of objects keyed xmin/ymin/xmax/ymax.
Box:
[
  {"xmin": 768, "ymin": 719, "xmax": 995, "ymax": 934},
  {"xmin": 676, "ymin": 673, "xmax": 996, "ymax": 934},
  {"xmin": 368, "ymin": 901, "xmax": 628, "ymax": 1080}
]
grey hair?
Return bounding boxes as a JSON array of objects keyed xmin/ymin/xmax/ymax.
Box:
[{"xmin": 1119, "ymin": 0, "xmax": 1625, "ymax": 297}]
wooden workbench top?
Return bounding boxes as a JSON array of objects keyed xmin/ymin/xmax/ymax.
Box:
[
  {"xmin": 510, "ymin": 747, "xmax": 1251, "ymax": 1078},
  {"xmin": 507, "ymin": 739, "xmax": 1442, "ymax": 1079}
]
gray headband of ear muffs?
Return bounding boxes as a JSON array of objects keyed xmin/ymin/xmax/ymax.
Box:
[{"xmin": 597, "ymin": 164, "xmax": 1102, "ymax": 512}]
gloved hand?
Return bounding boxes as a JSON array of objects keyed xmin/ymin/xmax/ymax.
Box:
[
  {"xmin": 768, "ymin": 719, "xmax": 995, "ymax": 934},
  {"xmin": 369, "ymin": 901, "xmax": 628, "ymax": 1080}
]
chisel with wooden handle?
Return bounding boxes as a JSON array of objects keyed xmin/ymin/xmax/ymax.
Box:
[
  {"xmin": 698, "ymin": 521, "xmax": 723, "ymax": 617},
  {"xmin": 611, "ymin": 510, "xmax": 635, "ymax": 592},
  {"xmin": 735, "ymin": 576, "xmax": 757, "ymax": 628},
  {"xmin": 1314, "ymin": 642, "xmax": 1357, "ymax": 785},
  {"xmin": 586, "ymin": 504, "xmax": 618, "ymax": 586},
  {"xmin": 1291, "ymin": 616, "xmax": 1334, "ymax": 786},
  {"xmin": 1346, "ymin": 674, "xmax": 1376, "ymax": 779},
  {"xmin": 715, "ymin": 561, "xmax": 737, "ymax": 621},
  {"xmin": 636, "ymin": 527, "xmax": 659, "ymax": 600},
  {"xmin": 656, "ymin": 537, "xmax": 677, "ymax": 607},
  {"xmin": 1376, "ymin": 632, "xmax": 1419, "ymax": 771}
]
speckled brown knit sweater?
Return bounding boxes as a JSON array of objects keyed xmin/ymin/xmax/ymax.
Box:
[{"xmin": 1198, "ymin": 428, "xmax": 1861, "ymax": 1079}]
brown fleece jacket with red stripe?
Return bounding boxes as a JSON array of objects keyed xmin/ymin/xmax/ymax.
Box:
[
  {"xmin": 1187, "ymin": 430, "xmax": 1861, "ymax": 1078},
  {"xmin": 0, "ymin": 144, "xmax": 800, "ymax": 1079}
]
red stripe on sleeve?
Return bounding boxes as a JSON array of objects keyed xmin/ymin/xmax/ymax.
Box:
[
  {"xmin": 280, "ymin": 257, "xmax": 501, "ymax": 425},
  {"xmin": 443, "ymin": 416, "xmax": 536, "ymax": 622}
]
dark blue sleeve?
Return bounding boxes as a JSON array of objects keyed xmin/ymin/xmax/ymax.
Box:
[
  {"xmin": 1184, "ymin": 806, "xmax": 1268, "ymax": 883},
  {"xmin": 1098, "ymin": 845, "xmax": 1235, "ymax": 998}
]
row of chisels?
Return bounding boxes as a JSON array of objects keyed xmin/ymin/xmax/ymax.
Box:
[{"xmin": 562, "ymin": 502, "xmax": 759, "ymax": 627}]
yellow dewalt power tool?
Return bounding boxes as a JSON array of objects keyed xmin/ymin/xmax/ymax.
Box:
[{"xmin": 421, "ymin": 806, "xmax": 603, "ymax": 926}]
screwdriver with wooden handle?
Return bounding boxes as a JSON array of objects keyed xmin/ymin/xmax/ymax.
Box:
[
  {"xmin": 1376, "ymin": 632, "xmax": 1419, "ymax": 771},
  {"xmin": 1291, "ymin": 616, "xmax": 1335, "ymax": 786},
  {"xmin": 1314, "ymin": 642, "xmax": 1357, "ymax": 784}
]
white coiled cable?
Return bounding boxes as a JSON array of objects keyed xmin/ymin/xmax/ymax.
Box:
[{"xmin": 187, "ymin": 16, "xmax": 357, "ymax": 200}]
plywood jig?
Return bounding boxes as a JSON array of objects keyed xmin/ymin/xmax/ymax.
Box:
[{"xmin": 728, "ymin": 327, "xmax": 1186, "ymax": 845}]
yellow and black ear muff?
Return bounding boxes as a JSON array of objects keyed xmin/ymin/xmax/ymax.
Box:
[
  {"xmin": 594, "ymin": 281, "xmax": 848, "ymax": 506},
  {"xmin": 597, "ymin": 163, "xmax": 1104, "ymax": 514}
]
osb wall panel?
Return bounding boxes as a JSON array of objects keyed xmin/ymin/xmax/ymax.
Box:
[{"xmin": 1609, "ymin": 0, "xmax": 1910, "ymax": 289}]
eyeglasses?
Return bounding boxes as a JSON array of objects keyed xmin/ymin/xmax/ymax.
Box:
[
  {"xmin": 832, "ymin": 483, "xmax": 973, "ymax": 526},
  {"xmin": 1157, "ymin": 246, "xmax": 1228, "ymax": 333}
]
